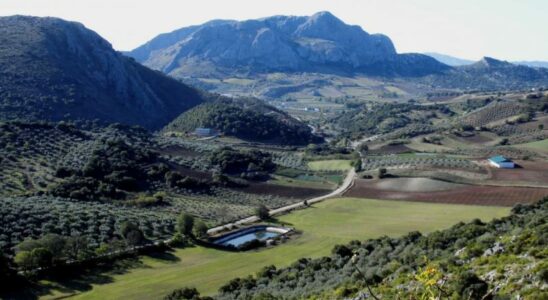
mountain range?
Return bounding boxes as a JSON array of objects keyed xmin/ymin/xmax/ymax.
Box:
[
  {"xmin": 425, "ymin": 52, "xmax": 548, "ymax": 69},
  {"xmin": 0, "ymin": 16, "xmax": 207, "ymax": 129},
  {"xmin": 0, "ymin": 15, "xmax": 320, "ymax": 143},
  {"xmin": 421, "ymin": 56, "xmax": 548, "ymax": 90},
  {"xmin": 128, "ymin": 11, "xmax": 449, "ymax": 77},
  {"xmin": 129, "ymin": 12, "xmax": 548, "ymax": 93},
  {"xmin": 1, "ymin": 13, "xmax": 548, "ymax": 131}
]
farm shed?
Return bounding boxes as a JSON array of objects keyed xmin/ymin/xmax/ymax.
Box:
[{"xmin": 488, "ymin": 155, "xmax": 515, "ymax": 169}]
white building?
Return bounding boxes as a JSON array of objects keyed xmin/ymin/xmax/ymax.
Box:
[{"xmin": 488, "ymin": 155, "xmax": 515, "ymax": 169}]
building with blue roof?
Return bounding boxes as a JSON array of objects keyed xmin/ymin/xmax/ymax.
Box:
[{"xmin": 488, "ymin": 155, "xmax": 515, "ymax": 169}]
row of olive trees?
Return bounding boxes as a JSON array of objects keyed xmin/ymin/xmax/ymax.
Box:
[{"xmin": 13, "ymin": 220, "xmax": 146, "ymax": 274}]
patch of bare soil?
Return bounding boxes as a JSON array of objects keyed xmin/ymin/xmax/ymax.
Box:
[
  {"xmin": 371, "ymin": 177, "xmax": 464, "ymax": 192},
  {"xmin": 490, "ymin": 161, "xmax": 548, "ymax": 185},
  {"xmin": 345, "ymin": 178, "xmax": 548, "ymax": 206}
]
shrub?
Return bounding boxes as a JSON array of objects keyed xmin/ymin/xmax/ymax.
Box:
[
  {"xmin": 256, "ymin": 205, "xmax": 270, "ymax": 220},
  {"xmin": 164, "ymin": 287, "xmax": 201, "ymax": 300},
  {"xmin": 170, "ymin": 233, "xmax": 190, "ymax": 248},
  {"xmin": 454, "ymin": 272, "xmax": 488, "ymax": 299},
  {"xmin": 177, "ymin": 213, "xmax": 195, "ymax": 235},
  {"xmin": 332, "ymin": 244, "xmax": 352, "ymax": 258},
  {"xmin": 192, "ymin": 221, "xmax": 208, "ymax": 239},
  {"xmin": 120, "ymin": 222, "xmax": 144, "ymax": 246},
  {"xmin": 378, "ymin": 168, "xmax": 388, "ymax": 179}
]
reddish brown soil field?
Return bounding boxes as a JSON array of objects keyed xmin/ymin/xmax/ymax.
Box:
[
  {"xmin": 454, "ymin": 133, "xmax": 493, "ymax": 144},
  {"xmin": 490, "ymin": 161, "xmax": 548, "ymax": 185},
  {"xmin": 345, "ymin": 179, "xmax": 548, "ymax": 206},
  {"xmin": 239, "ymin": 183, "xmax": 330, "ymax": 199}
]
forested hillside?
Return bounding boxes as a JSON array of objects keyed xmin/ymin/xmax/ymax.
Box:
[{"xmin": 164, "ymin": 98, "xmax": 321, "ymax": 145}]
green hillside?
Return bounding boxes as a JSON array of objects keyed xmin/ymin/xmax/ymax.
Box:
[
  {"xmin": 163, "ymin": 98, "xmax": 321, "ymax": 145},
  {"xmin": 214, "ymin": 198, "xmax": 546, "ymax": 300},
  {"xmin": 0, "ymin": 16, "xmax": 206, "ymax": 129}
]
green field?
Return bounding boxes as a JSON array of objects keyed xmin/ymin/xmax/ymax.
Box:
[
  {"xmin": 42, "ymin": 198, "xmax": 509, "ymax": 300},
  {"xmin": 269, "ymin": 175, "xmax": 339, "ymax": 189},
  {"xmin": 307, "ymin": 159, "xmax": 353, "ymax": 171},
  {"xmin": 518, "ymin": 138, "xmax": 548, "ymax": 152}
]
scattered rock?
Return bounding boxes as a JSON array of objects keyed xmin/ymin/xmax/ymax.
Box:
[{"xmin": 483, "ymin": 242, "xmax": 504, "ymax": 256}]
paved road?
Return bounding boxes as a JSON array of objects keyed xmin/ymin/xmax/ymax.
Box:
[{"xmin": 207, "ymin": 168, "xmax": 356, "ymax": 235}]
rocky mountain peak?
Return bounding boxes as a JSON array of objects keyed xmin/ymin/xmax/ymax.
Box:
[
  {"xmin": 303, "ymin": 11, "xmax": 344, "ymax": 28},
  {"xmin": 129, "ymin": 11, "xmax": 442, "ymax": 77}
]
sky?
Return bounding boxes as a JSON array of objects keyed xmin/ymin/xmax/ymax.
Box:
[{"xmin": 1, "ymin": 0, "xmax": 547, "ymax": 61}]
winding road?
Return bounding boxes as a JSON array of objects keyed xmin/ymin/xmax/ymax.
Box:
[{"xmin": 207, "ymin": 168, "xmax": 356, "ymax": 235}]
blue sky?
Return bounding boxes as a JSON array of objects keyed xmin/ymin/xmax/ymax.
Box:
[{"xmin": 1, "ymin": 0, "xmax": 547, "ymax": 61}]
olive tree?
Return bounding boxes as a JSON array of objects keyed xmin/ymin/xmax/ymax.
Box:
[
  {"xmin": 177, "ymin": 213, "xmax": 194, "ymax": 235},
  {"xmin": 192, "ymin": 221, "xmax": 208, "ymax": 239},
  {"xmin": 256, "ymin": 205, "xmax": 270, "ymax": 220}
]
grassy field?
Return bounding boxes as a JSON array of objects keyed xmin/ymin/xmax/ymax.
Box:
[
  {"xmin": 268, "ymin": 175, "xmax": 339, "ymax": 189},
  {"xmin": 518, "ymin": 138, "xmax": 548, "ymax": 152},
  {"xmin": 41, "ymin": 198, "xmax": 510, "ymax": 300},
  {"xmin": 307, "ymin": 159, "xmax": 352, "ymax": 171}
]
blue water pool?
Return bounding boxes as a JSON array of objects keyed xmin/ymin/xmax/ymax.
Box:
[{"xmin": 213, "ymin": 226, "xmax": 287, "ymax": 247}]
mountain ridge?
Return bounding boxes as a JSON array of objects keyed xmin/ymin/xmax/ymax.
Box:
[
  {"xmin": 423, "ymin": 52, "xmax": 474, "ymax": 66},
  {"xmin": 425, "ymin": 52, "xmax": 548, "ymax": 69},
  {"xmin": 421, "ymin": 55, "xmax": 548, "ymax": 90},
  {"xmin": 0, "ymin": 15, "xmax": 207, "ymax": 129}
]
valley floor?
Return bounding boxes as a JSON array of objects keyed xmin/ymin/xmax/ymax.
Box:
[{"xmin": 38, "ymin": 198, "xmax": 509, "ymax": 300}]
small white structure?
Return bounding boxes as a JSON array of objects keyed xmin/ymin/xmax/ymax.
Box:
[{"xmin": 488, "ymin": 155, "xmax": 515, "ymax": 169}]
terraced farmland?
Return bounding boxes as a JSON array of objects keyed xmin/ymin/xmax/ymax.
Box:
[
  {"xmin": 460, "ymin": 101, "xmax": 527, "ymax": 127},
  {"xmin": 361, "ymin": 154, "xmax": 482, "ymax": 171}
]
